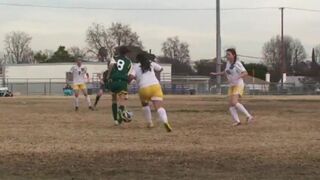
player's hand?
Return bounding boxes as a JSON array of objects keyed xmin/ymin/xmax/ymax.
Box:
[
  {"xmin": 210, "ymin": 72, "xmax": 218, "ymax": 76},
  {"xmin": 128, "ymin": 74, "xmax": 135, "ymax": 84}
]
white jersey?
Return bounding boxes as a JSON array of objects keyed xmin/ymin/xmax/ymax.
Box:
[
  {"xmin": 70, "ymin": 65, "xmax": 88, "ymax": 85},
  {"xmin": 225, "ymin": 61, "xmax": 247, "ymax": 86},
  {"xmin": 134, "ymin": 62, "xmax": 162, "ymax": 88}
]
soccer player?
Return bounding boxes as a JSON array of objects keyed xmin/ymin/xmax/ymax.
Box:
[
  {"xmin": 107, "ymin": 46, "xmax": 134, "ymax": 125},
  {"xmin": 93, "ymin": 70, "xmax": 108, "ymax": 109},
  {"xmin": 210, "ymin": 48, "xmax": 254, "ymax": 126},
  {"xmin": 70, "ymin": 58, "xmax": 94, "ymax": 111},
  {"xmin": 133, "ymin": 53, "xmax": 172, "ymax": 132}
]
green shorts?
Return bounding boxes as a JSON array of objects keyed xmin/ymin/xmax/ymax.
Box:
[{"xmin": 109, "ymin": 80, "xmax": 128, "ymax": 94}]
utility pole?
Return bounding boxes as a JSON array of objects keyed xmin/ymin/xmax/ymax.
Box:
[
  {"xmin": 280, "ymin": 7, "xmax": 285, "ymax": 90},
  {"xmin": 216, "ymin": 0, "xmax": 222, "ymax": 94}
]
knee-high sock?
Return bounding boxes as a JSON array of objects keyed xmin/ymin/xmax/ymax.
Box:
[
  {"xmin": 229, "ymin": 106, "xmax": 240, "ymax": 123},
  {"xmin": 235, "ymin": 103, "xmax": 252, "ymax": 118},
  {"xmin": 74, "ymin": 97, "xmax": 79, "ymax": 107},
  {"xmin": 86, "ymin": 96, "xmax": 92, "ymax": 106},
  {"xmin": 157, "ymin": 107, "xmax": 168, "ymax": 124},
  {"xmin": 112, "ymin": 103, "xmax": 118, "ymax": 120},
  {"xmin": 142, "ymin": 106, "xmax": 152, "ymax": 124}
]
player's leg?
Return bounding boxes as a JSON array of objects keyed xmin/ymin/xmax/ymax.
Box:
[
  {"xmin": 151, "ymin": 85, "xmax": 172, "ymax": 132},
  {"xmin": 139, "ymin": 88, "xmax": 153, "ymax": 128},
  {"xmin": 229, "ymin": 95, "xmax": 241, "ymax": 126},
  {"xmin": 142, "ymin": 102, "xmax": 153, "ymax": 128},
  {"xmin": 142, "ymin": 105, "xmax": 153, "ymax": 128},
  {"xmin": 94, "ymin": 89, "xmax": 103, "ymax": 108},
  {"xmin": 109, "ymin": 81, "xmax": 121, "ymax": 125},
  {"xmin": 229, "ymin": 86, "xmax": 241, "ymax": 126},
  {"xmin": 73, "ymin": 85, "xmax": 80, "ymax": 111},
  {"xmin": 152, "ymin": 100, "xmax": 172, "ymax": 132},
  {"xmin": 233, "ymin": 86, "xmax": 254, "ymax": 123},
  {"xmin": 111, "ymin": 93, "xmax": 120, "ymax": 125},
  {"xmin": 117, "ymin": 91, "xmax": 134, "ymax": 123},
  {"xmin": 117, "ymin": 91, "xmax": 128, "ymax": 115},
  {"xmin": 116, "ymin": 80, "xmax": 131, "ymax": 121},
  {"xmin": 81, "ymin": 84, "xmax": 93, "ymax": 110}
]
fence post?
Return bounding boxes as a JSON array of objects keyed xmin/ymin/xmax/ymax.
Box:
[
  {"xmin": 26, "ymin": 79, "xmax": 29, "ymax": 96},
  {"xmin": 49, "ymin": 79, "xmax": 51, "ymax": 96},
  {"xmin": 44, "ymin": 83, "xmax": 47, "ymax": 95}
]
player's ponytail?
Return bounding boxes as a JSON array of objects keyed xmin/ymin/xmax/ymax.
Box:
[
  {"xmin": 137, "ymin": 53, "xmax": 151, "ymax": 73},
  {"xmin": 226, "ymin": 48, "xmax": 237, "ymax": 68}
]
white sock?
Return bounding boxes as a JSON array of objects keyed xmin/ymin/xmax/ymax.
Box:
[
  {"xmin": 74, "ymin": 97, "xmax": 79, "ymax": 107},
  {"xmin": 235, "ymin": 103, "xmax": 252, "ymax": 118},
  {"xmin": 142, "ymin": 106, "xmax": 152, "ymax": 124},
  {"xmin": 157, "ymin": 107, "xmax": 168, "ymax": 124},
  {"xmin": 229, "ymin": 106, "xmax": 240, "ymax": 123},
  {"xmin": 86, "ymin": 96, "xmax": 92, "ymax": 107}
]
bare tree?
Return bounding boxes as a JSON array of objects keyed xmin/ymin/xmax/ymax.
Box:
[
  {"xmin": 162, "ymin": 36, "xmax": 190, "ymax": 64},
  {"xmin": 4, "ymin": 31, "xmax": 34, "ymax": 64},
  {"xmin": 262, "ymin": 35, "xmax": 306, "ymax": 80},
  {"xmin": 86, "ymin": 22, "xmax": 143, "ymax": 61},
  {"xmin": 86, "ymin": 23, "xmax": 114, "ymax": 60},
  {"xmin": 108, "ymin": 22, "xmax": 143, "ymax": 47},
  {"xmin": 68, "ymin": 46, "xmax": 87, "ymax": 59}
]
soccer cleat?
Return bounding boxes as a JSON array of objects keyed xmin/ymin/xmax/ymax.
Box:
[
  {"xmin": 114, "ymin": 120, "xmax": 120, "ymax": 126},
  {"xmin": 246, "ymin": 116, "xmax": 255, "ymax": 124},
  {"xmin": 164, "ymin": 123, "xmax": 172, "ymax": 132},
  {"xmin": 232, "ymin": 122, "xmax": 241, "ymax": 126},
  {"xmin": 75, "ymin": 107, "xmax": 79, "ymax": 111},
  {"xmin": 89, "ymin": 106, "xmax": 94, "ymax": 111}
]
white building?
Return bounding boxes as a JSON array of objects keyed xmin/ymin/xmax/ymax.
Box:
[{"xmin": 1, "ymin": 62, "xmax": 172, "ymax": 84}]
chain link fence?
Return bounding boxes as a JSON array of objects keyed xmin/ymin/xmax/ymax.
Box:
[{"xmin": 1, "ymin": 78, "xmax": 320, "ymax": 96}]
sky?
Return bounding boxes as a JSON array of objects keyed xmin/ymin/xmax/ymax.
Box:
[{"xmin": 0, "ymin": 0, "xmax": 320, "ymax": 63}]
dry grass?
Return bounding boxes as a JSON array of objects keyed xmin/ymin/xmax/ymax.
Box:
[{"xmin": 0, "ymin": 95, "xmax": 319, "ymax": 180}]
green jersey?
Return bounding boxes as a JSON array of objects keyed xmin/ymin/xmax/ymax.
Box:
[{"xmin": 110, "ymin": 55, "xmax": 132, "ymax": 82}]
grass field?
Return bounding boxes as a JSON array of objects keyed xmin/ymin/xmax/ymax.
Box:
[{"xmin": 0, "ymin": 95, "xmax": 319, "ymax": 180}]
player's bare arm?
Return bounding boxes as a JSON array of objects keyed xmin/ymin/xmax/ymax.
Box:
[{"xmin": 210, "ymin": 71, "xmax": 225, "ymax": 76}]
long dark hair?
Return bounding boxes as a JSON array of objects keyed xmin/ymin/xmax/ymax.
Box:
[
  {"xmin": 226, "ymin": 48, "xmax": 237, "ymax": 69},
  {"xmin": 136, "ymin": 53, "xmax": 151, "ymax": 73}
]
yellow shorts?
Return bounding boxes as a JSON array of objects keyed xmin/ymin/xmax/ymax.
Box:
[
  {"xmin": 228, "ymin": 85, "xmax": 244, "ymax": 97},
  {"xmin": 139, "ymin": 84, "xmax": 164, "ymax": 103},
  {"xmin": 73, "ymin": 84, "xmax": 87, "ymax": 90}
]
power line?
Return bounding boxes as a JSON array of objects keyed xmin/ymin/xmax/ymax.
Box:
[
  {"xmin": 0, "ymin": 2, "xmax": 209, "ymax": 11},
  {"xmin": 1, "ymin": 3, "xmax": 212, "ymax": 11},
  {"xmin": 286, "ymin": 7, "xmax": 320, "ymax": 13},
  {"xmin": 1, "ymin": 3, "xmax": 320, "ymax": 12},
  {"xmin": 0, "ymin": 3, "xmax": 280, "ymax": 11},
  {"xmin": 222, "ymin": 7, "xmax": 279, "ymax": 11}
]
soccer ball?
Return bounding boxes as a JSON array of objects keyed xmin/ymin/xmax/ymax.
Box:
[{"xmin": 119, "ymin": 111, "xmax": 133, "ymax": 123}]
